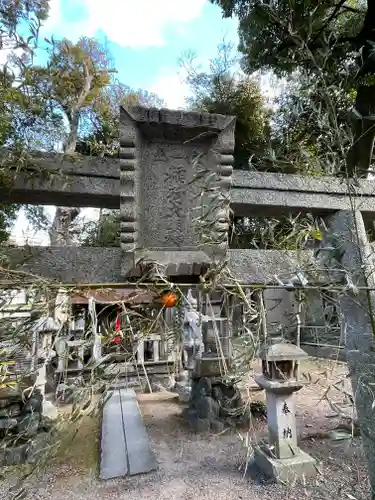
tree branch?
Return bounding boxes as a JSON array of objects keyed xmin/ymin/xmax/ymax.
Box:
[{"xmin": 311, "ymin": 0, "xmax": 347, "ymax": 46}]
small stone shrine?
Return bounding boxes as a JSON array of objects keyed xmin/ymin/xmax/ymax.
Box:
[
  {"xmin": 182, "ymin": 298, "xmax": 244, "ymax": 433},
  {"xmin": 253, "ymin": 342, "xmax": 317, "ymax": 482}
]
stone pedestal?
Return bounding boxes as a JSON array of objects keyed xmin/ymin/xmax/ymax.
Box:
[{"xmin": 253, "ymin": 446, "xmax": 317, "ymax": 483}]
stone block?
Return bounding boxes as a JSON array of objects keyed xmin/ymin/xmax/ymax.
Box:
[
  {"xmin": 178, "ymin": 391, "xmax": 191, "ymax": 404},
  {"xmin": 191, "ymin": 418, "xmax": 210, "ymax": 433},
  {"xmin": 192, "ymin": 377, "xmax": 212, "ymax": 397},
  {"xmin": 17, "ymin": 413, "xmax": 40, "ymax": 437},
  {"xmin": 210, "ymin": 420, "xmax": 225, "ymax": 434},
  {"xmin": 2, "ymin": 247, "xmax": 315, "ymax": 286},
  {"xmin": 253, "ymin": 445, "xmax": 317, "ymax": 483},
  {"xmin": 119, "ymin": 106, "xmax": 235, "ymax": 275},
  {"xmin": 0, "ymin": 443, "xmax": 28, "ymax": 466},
  {"xmin": 182, "ymin": 407, "xmax": 196, "ymax": 423},
  {"xmin": 194, "ymin": 358, "xmax": 226, "ymax": 378},
  {"xmin": 196, "ymin": 396, "xmax": 220, "ymax": 420},
  {"xmin": 0, "ymin": 417, "xmax": 18, "ymax": 429},
  {"xmin": 23, "ymin": 391, "xmax": 43, "ymax": 413},
  {"xmin": 0, "ymin": 404, "xmax": 21, "ymax": 418},
  {"xmin": 231, "ymin": 170, "xmax": 375, "ymax": 217}
]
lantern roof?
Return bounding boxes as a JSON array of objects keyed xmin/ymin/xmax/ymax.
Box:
[{"xmin": 259, "ymin": 342, "xmax": 308, "ymax": 362}]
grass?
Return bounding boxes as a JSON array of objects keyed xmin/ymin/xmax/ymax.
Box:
[{"xmin": 50, "ymin": 411, "xmax": 101, "ymax": 473}]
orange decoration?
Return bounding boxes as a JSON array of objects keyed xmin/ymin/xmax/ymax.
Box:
[{"xmin": 160, "ymin": 291, "xmax": 178, "ymax": 308}]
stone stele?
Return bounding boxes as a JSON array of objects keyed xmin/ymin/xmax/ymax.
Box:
[{"xmin": 119, "ymin": 105, "xmax": 236, "ymax": 277}]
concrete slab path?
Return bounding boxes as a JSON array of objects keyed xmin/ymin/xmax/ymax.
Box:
[{"xmin": 99, "ymin": 388, "xmax": 157, "ymax": 480}]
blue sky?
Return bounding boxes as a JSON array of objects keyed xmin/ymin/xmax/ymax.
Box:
[
  {"xmin": 37, "ymin": 0, "xmax": 240, "ymax": 108},
  {"xmin": 11, "ymin": 0, "xmax": 240, "ymax": 244}
]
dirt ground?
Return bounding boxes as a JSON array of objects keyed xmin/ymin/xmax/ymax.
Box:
[{"xmin": 0, "ymin": 359, "xmax": 371, "ymax": 500}]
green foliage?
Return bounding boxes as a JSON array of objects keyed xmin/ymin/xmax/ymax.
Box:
[
  {"xmin": 33, "ymin": 37, "xmax": 112, "ymax": 109},
  {"xmin": 0, "ymin": 0, "xmax": 52, "ymax": 243},
  {"xmin": 24, "ymin": 36, "xmax": 116, "ymax": 153},
  {"xmin": 231, "ymin": 213, "xmax": 322, "ymax": 250},
  {"xmin": 211, "ymin": 0, "xmax": 374, "ymax": 177},
  {"xmin": 0, "ymin": 204, "xmax": 19, "ymax": 243},
  {"xmin": 0, "ymin": 0, "xmax": 49, "ymax": 56},
  {"xmin": 0, "ymin": 0, "xmax": 49, "ymax": 35},
  {"xmin": 270, "ymin": 73, "xmax": 356, "ymax": 175},
  {"xmin": 210, "ymin": 0, "xmax": 366, "ymax": 76},
  {"xmin": 76, "ymin": 83, "xmax": 166, "ymax": 157},
  {"xmin": 78, "ymin": 210, "xmax": 120, "ymax": 247},
  {"xmin": 181, "ymin": 41, "xmax": 271, "ymax": 168}
]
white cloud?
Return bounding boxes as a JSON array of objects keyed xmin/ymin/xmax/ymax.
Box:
[
  {"xmin": 43, "ymin": 0, "xmax": 206, "ymax": 48},
  {"xmin": 150, "ymin": 70, "xmax": 191, "ymax": 109}
]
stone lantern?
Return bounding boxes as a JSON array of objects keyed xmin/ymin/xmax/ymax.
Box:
[
  {"xmin": 253, "ymin": 343, "xmax": 317, "ymax": 482},
  {"xmin": 33, "ymin": 316, "xmax": 59, "ymax": 397}
]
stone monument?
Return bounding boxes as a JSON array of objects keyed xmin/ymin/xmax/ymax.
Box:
[
  {"xmin": 253, "ymin": 343, "xmax": 317, "ymax": 482},
  {"xmin": 119, "ymin": 106, "xmax": 236, "ymax": 277}
]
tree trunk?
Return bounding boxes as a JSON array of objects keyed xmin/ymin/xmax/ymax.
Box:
[
  {"xmin": 49, "ymin": 207, "xmax": 80, "ymax": 245},
  {"xmin": 49, "ymin": 112, "xmax": 81, "ymax": 246},
  {"xmin": 324, "ymin": 211, "xmax": 375, "ymax": 498},
  {"xmin": 346, "ymin": 85, "xmax": 375, "ymax": 177},
  {"xmin": 64, "ymin": 112, "xmax": 80, "ymax": 156}
]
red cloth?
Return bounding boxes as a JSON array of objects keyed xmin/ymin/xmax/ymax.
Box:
[{"xmin": 115, "ymin": 316, "xmax": 121, "ymax": 332}]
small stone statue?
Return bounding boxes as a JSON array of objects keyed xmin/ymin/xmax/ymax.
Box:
[{"xmin": 183, "ymin": 289, "xmax": 203, "ymax": 370}]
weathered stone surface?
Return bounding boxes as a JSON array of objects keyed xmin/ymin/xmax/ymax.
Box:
[
  {"xmin": 196, "ymin": 396, "xmax": 220, "ymax": 420},
  {"xmin": 26, "ymin": 432, "xmax": 51, "ymax": 464},
  {"xmin": 232, "ymin": 171, "xmax": 375, "ymax": 217},
  {"xmin": 210, "ymin": 420, "xmax": 225, "ymax": 433},
  {"xmin": 194, "ymin": 377, "xmax": 212, "ymax": 397},
  {"xmin": 100, "ymin": 389, "xmax": 157, "ymax": 480},
  {"xmin": 253, "ymin": 446, "xmax": 317, "ymax": 483},
  {"xmin": 0, "ymin": 418, "xmax": 18, "ymax": 429},
  {"xmin": 322, "ymin": 210, "xmax": 375, "ymax": 493},
  {"xmin": 3, "ymin": 246, "xmax": 122, "ymax": 284},
  {"xmin": 0, "ymin": 431, "xmax": 52, "ymax": 466},
  {"xmin": 23, "ymin": 390, "xmax": 43, "ymax": 414},
  {"xmin": 0, "ymin": 443, "xmax": 28, "ymax": 466},
  {"xmin": 119, "ymin": 105, "xmax": 236, "ymax": 275},
  {"xmin": 193, "ymin": 358, "xmax": 227, "ymax": 378},
  {"xmin": 0, "ymin": 404, "xmax": 21, "ymax": 418},
  {"xmin": 2, "ymin": 247, "xmax": 315, "ymax": 285},
  {"xmin": 185, "ymin": 378, "xmax": 245, "ymax": 432},
  {"xmin": 227, "ymin": 249, "xmax": 316, "ymax": 285},
  {"xmin": 0, "ymin": 151, "xmax": 120, "ymax": 208},
  {"xmin": 3, "ymin": 142, "xmax": 375, "ymax": 218},
  {"xmin": 17, "ymin": 413, "xmax": 40, "ymax": 436},
  {"xmin": 191, "ymin": 417, "xmax": 210, "ymax": 433},
  {"xmin": 122, "ymin": 106, "xmax": 233, "ymax": 132}
]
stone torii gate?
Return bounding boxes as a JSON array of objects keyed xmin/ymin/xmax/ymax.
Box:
[
  {"xmin": 2, "ymin": 105, "xmax": 375, "ymax": 487},
  {"xmin": 2, "ymin": 104, "xmax": 375, "ymax": 356}
]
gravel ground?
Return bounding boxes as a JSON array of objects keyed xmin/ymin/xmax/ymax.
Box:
[{"xmin": 0, "ymin": 360, "xmax": 371, "ymax": 500}]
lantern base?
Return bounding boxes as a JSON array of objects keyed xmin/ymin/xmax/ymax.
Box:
[{"xmin": 253, "ymin": 445, "xmax": 317, "ymax": 483}]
